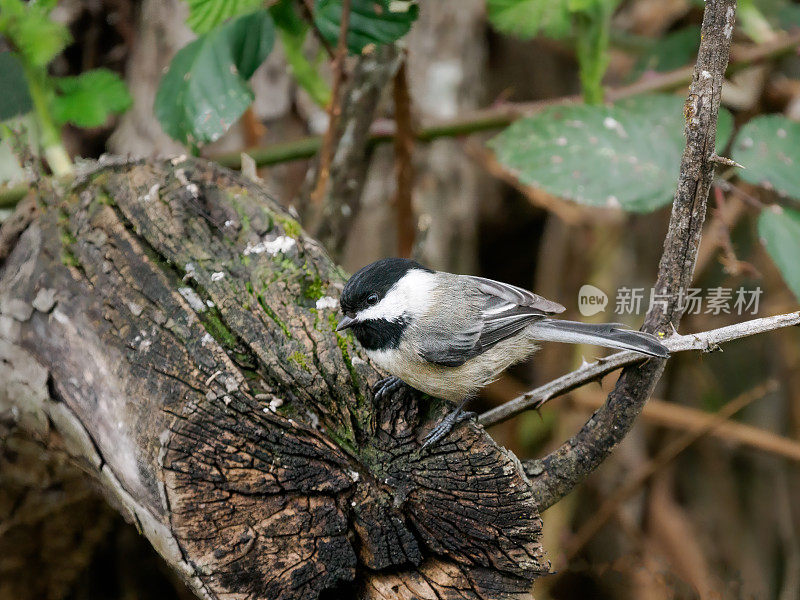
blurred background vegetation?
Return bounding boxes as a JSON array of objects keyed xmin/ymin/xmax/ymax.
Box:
[{"xmin": 2, "ymin": 1, "xmax": 800, "ymax": 599}]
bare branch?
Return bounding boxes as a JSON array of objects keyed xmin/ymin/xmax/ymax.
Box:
[
  {"xmin": 310, "ymin": 0, "xmax": 351, "ymax": 204},
  {"xmin": 521, "ymin": 0, "xmax": 738, "ymax": 513},
  {"xmin": 560, "ymin": 380, "xmax": 779, "ymax": 564},
  {"xmin": 299, "ymin": 0, "xmax": 336, "ymax": 59},
  {"xmin": 392, "ymin": 58, "xmax": 416, "ymax": 257},
  {"xmin": 479, "ymin": 311, "xmax": 800, "ymax": 427},
  {"xmin": 302, "ymin": 44, "xmax": 402, "ymax": 256},
  {"xmin": 562, "ymin": 389, "xmax": 800, "ymax": 462}
]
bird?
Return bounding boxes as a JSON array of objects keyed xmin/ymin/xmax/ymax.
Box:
[{"xmin": 336, "ymin": 258, "xmax": 669, "ymax": 447}]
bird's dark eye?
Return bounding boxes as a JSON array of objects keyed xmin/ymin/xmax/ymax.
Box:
[{"xmin": 366, "ymin": 293, "xmax": 379, "ymax": 306}]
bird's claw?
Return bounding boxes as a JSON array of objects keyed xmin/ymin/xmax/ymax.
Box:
[
  {"xmin": 372, "ymin": 376, "xmax": 405, "ymax": 404},
  {"xmin": 421, "ymin": 407, "xmax": 476, "ymax": 449}
]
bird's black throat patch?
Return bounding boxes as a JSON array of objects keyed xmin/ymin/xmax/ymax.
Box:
[{"xmin": 350, "ymin": 318, "xmax": 407, "ymax": 351}]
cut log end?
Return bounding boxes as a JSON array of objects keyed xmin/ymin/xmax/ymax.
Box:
[{"xmin": 0, "ymin": 157, "xmax": 547, "ymax": 600}]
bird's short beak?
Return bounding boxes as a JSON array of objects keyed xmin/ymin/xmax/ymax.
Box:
[{"xmin": 336, "ymin": 315, "xmax": 356, "ymax": 331}]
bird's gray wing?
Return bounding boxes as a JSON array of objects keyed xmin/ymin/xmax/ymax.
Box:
[
  {"xmin": 417, "ymin": 276, "xmax": 565, "ymax": 367},
  {"xmin": 469, "ymin": 276, "xmax": 566, "ymax": 314}
]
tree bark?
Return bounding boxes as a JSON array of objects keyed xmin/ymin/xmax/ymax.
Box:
[{"xmin": 0, "ymin": 158, "xmax": 546, "ymax": 600}]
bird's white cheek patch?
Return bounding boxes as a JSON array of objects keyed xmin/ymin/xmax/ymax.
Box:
[{"xmin": 358, "ymin": 269, "xmax": 437, "ymax": 322}]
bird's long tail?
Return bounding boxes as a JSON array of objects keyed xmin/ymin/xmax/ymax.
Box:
[{"xmin": 527, "ymin": 319, "xmax": 670, "ymax": 358}]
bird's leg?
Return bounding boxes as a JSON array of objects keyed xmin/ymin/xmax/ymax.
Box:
[
  {"xmin": 372, "ymin": 376, "xmax": 406, "ymax": 404},
  {"xmin": 421, "ymin": 398, "xmax": 475, "ymax": 448}
]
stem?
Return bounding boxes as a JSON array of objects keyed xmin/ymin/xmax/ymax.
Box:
[
  {"xmin": 209, "ymin": 29, "xmax": 800, "ymax": 169},
  {"xmin": 21, "ymin": 62, "xmax": 72, "ymax": 177},
  {"xmin": 575, "ymin": 3, "xmax": 614, "ymax": 105}
]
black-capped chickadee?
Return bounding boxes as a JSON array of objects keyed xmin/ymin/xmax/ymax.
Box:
[{"xmin": 337, "ymin": 258, "xmax": 669, "ymax": 446}]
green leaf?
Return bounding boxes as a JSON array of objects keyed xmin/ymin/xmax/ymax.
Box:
[
  {"xmin": 271, "ymin": 0, "xmax": 331, "ymax": 107},
  {"xmin": 487, "ymin": 94, "xmax": 733, "ymax": 212},
  {"xmin": 313, "ymin": 0, "xmax": 418, "ymax": 54},
  {"xmin": 184, "ymin": 0, "xmax": 265, "ymax": 34},
  {"xmin": 0, "ymin": 0, "xmax": 71, "ymax": 67},
  {"xmin": 50, "ymin": 69, "xmax": 132, "ymax": 128},
  {"xmin": 487, "ymin": 0, "xmax": 572, "ymax": 39},
  {"xmin": 0, "ymin": 52, "xmax": 33, "ymax": 120},
  {"xmin": 758, "ymin": 206, "xmax": 800, "ymax": 302},
  {"xmin": 731, "ymin": 115, "xmax": 800, "ymax": 199},
  {"xmin": 155, "ymin": 10, "xmax": 275, "ymax": 147},
  {"xmin": 630, "ymin": 26, "xmax": 701, "ymax": 80}
]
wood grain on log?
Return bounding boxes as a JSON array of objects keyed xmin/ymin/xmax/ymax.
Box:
[{"xmin": 0, "ymin": 158, "xmax": 546, "ymax": 600}]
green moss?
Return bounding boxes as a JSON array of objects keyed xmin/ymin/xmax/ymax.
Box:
[
  {"xmin": 330, "ymin": 313, "xmax": 362, "ymax": 401},
  {"xmin": 61, "ymin": 247, "xmax": 79, "ymax": 267},
  {"xmin": 302, "ymin": 276, "xmax": 324, "ymax": 301},
  {"xmin": 288, "ymin": 351, "xmax": 310, "ymax": 371},
  {"xmin": 201, "ymin": 307, "xmax": 239, "ymax": 350},
  {"xmin": 96, "ymin": 190, "xmax": 114, "ymax": 206},
  {"xmin": 275, "ymin": 214, "xmax": 302, "ymax": 238},
  {"xmin": 257, "ymin": 294, "xmax": 292, "ymax": 339},
  {"xmin": 58, "ymin": 210, "xmax": 80, "ymax": 266}
]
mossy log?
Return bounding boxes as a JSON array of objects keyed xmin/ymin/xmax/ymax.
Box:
[{"xmin": 0, "ymin": 158, "xmax": 547, "ymax": 600}]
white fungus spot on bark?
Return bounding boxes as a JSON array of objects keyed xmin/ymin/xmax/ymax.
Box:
[
  {"xmin": 178, "ymin": 287, "xmax": 206, "ymax": 312},
  {"xmin": 0, "ymin": 298, "xmax": 32, "ymax": 321},
  {"xmin": 724, "ymin": 7, "xmax": 735, "ymax": 38},
  {"xmin": 32, "ymin": 288, "xmax": 56, "ymax": 313},
  {"xmin": 211, "ymin": 271, "xmax": 225, "ymax": 281},
  {"xmin": 52, "ymin": 309, "xmax": 70, "ymax": 325},
  {"xmin": 243, "ymin": 235, "xmax": 296, "ymax": 256},
  {"xmin": 183, "ymin": 262, "xmax": 196, "ymax": 282},
  {"xmin": 315, "ymin": 296, "xmax": 338, "ymax": 310}
]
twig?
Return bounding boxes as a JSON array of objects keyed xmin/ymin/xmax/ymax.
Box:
[
  {"xmin": 561, "ymin": 390, "xmax": 800, "ymax": 462},
  {"xmin": 298, "ymin": 0, "xmax": 336, "ymax": 59},
  {"xmin": 310, "ymin": 0, "xmax": 351, "ymax": 204},
  {"xmin": 303, "ymin": 45, "xmax": 402, "ymax": 255},
  {"xmin": 479, "ymin": 311, "xmax": 800, "ymax": 427},
  {"xmin": 392, "ymin": 59, "xmax": 415, "ymax": 257},
  {"xmin": 694, "ymin": 192, "xmax": 747, "ymax": 275},
  {"xmin": 522, "ymin": 0, "xmax": 738, "ymax": 513},
  {"xmin": 211, "ymin": 30, "xmax": 800, "ymax": 170},
  {"xmin": 560, "ymin": 380, "xmax": 778, "ymax": 563}
]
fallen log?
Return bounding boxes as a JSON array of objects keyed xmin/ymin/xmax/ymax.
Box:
[{"xmin": 0, "ymin": 157, "xmax": 546, "ymax": 600}]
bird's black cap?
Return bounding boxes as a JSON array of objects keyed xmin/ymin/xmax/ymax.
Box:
[{"xmin": 340, "ymin": 258, "xmax": 432, "ymax": 316}]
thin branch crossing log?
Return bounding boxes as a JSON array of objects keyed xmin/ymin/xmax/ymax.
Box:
[{"xmin": 480, "ymin": 311, "xmax": 800, "ymax": 427}]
